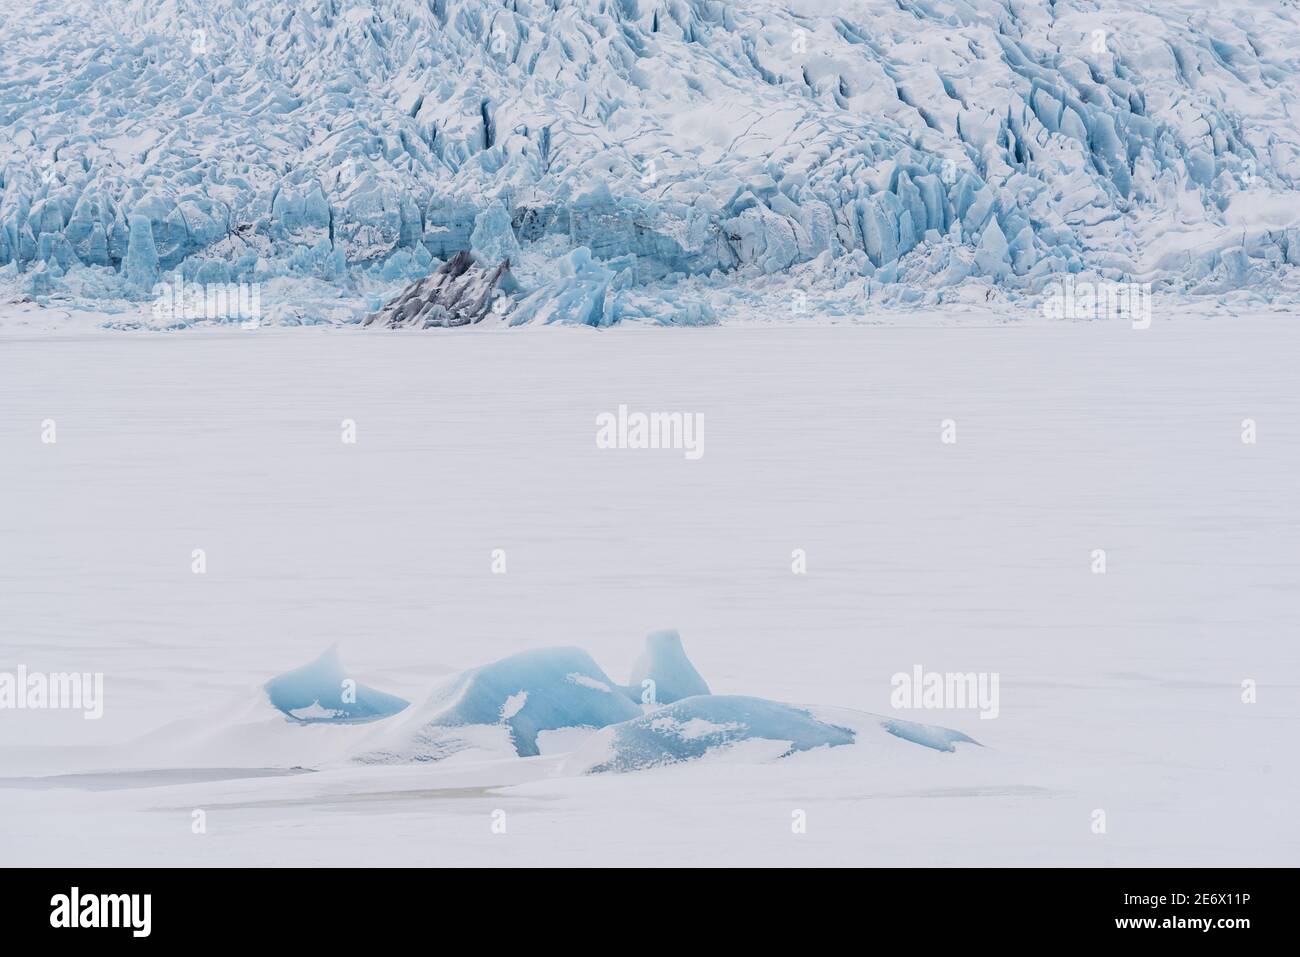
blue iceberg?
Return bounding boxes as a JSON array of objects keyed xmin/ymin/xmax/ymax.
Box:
[
  {"xmin": 404, "ymin": 647, "xmax": 641, "ymax": 758},
  {"xmin": 264, "ymin": 632, "xmax": 980, "ymax": 775},
  {"xmin": 577, "ymin": 695, "xmax": 857, "ymax": 773},
  {"xmin": 625, "ymin": 629, "xmax": 710, "ymax": 705},
  {"xmin": 570, "ymin": 696, "xmax": 981, "ymax": 773},
  {"xmin": 264, "ymin": 647, "xmax": 409, "ymax": 724}
]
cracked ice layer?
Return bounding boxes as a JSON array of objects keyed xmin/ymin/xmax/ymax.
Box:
[{"xmin": 7, "ymin": 0, "xmax": 1300, "ymax": 324}]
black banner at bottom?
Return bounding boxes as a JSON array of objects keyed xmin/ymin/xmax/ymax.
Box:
[{"xmin": 0, "ymin": 867, "xmax": 1284, "ymax": 943}]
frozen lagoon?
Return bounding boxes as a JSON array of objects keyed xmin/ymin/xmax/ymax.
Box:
[{"xmin": 0, "ymin": 313, "xmax": 1297, "ymax": 865}]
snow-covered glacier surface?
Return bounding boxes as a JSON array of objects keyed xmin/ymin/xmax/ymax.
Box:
[{"xmin": 4, "ymin": 0, "xmax": 1300, "ymax": 326}]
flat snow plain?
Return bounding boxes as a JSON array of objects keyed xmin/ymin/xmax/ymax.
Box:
[{"xmin": 1, "ymin": 312, "xmax": 1297, "ymax": 866}]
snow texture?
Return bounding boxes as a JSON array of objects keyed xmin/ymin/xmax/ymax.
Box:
[{"xmin": 5, "ymin": 0, "xmax": 1300, "ymax": 324}]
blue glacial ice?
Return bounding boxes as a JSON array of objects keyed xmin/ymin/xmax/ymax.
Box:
[
  {"xmin": 5, "ymin": 0, "xmax": 1300, "ymax": 325},
  {"xmin": 264, "ymin": 647, "xmax": 409, "ymax": 724},
  {"xmin": 565, "ymin": 698, "xmax": 982, "ymax": 774},
  {"xmin": 469, "ymin": 202, "xmax": 521, "ymax": 269},
  {"xmin": 573, "ymin": 695, "xmax": 857, "ymax": 774},
  {"xmin": 625, "ymin": 629, "xmax": 711, "ymax": 704},
  {"xmin": 380, "ymin": 646, "xmax": 642, "ymax": 759}
]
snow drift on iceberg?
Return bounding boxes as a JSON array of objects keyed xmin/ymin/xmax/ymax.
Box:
[
  {"xmin": 563, "ymin": 696, "xmax": 980, "ymax": 774},
  {"xmin": 568, "ymin": 695, "xmax": 857, "ymax": 774},
  {"xmin": 880, "ymin": 717, "xmax": 979, "ymax": 754}
]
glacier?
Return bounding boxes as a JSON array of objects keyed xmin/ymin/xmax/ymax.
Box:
[{"xmin": 3, "ymin": 0, "xmax": 1300, "ymax": 325}]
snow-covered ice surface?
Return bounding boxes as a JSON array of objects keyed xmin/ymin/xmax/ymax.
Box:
[
  {"xmin": 1, "ymin": 315, "xmax": 1297, "ymax": 866},
  {"xmin": 4, "ymin": 0, "xmax": 1300, "ymax": 324}
]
